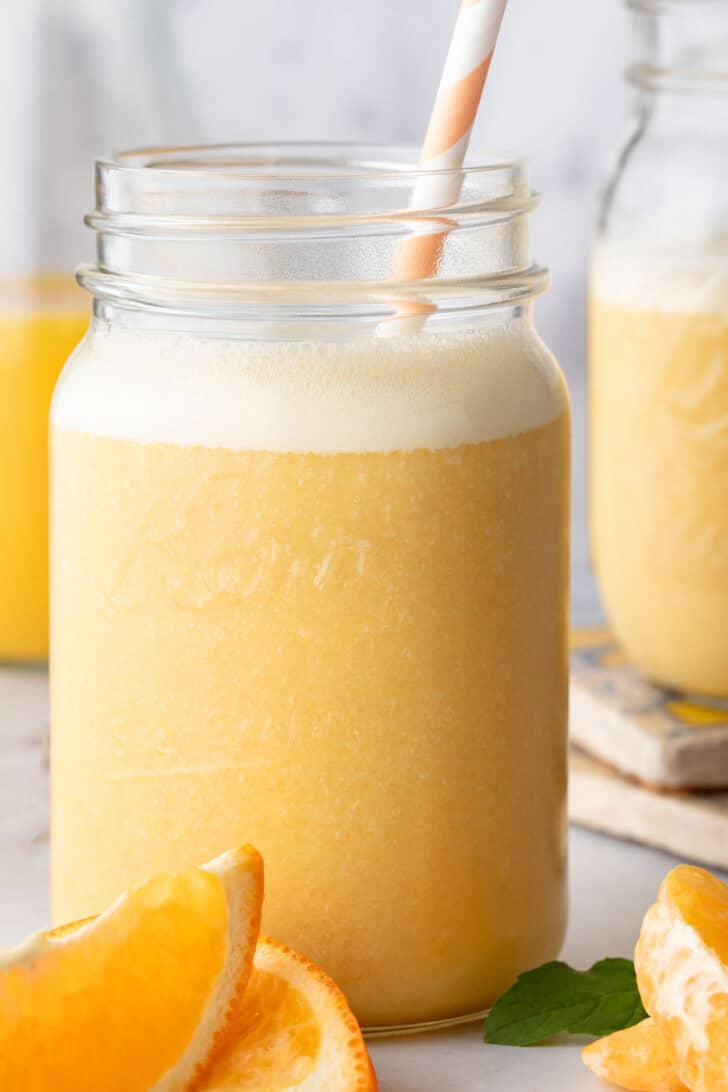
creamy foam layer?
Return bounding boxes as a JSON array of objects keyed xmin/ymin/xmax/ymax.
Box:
[
  {"xmin": 52, "ymin": 320, "xmax": 566, "ymax": 454},
  {"xmin": 591, "ymin": 240, "xmax": 728, "ymax": 315}
]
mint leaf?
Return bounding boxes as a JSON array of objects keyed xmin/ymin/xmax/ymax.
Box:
[{"xmin": 484, "ymin": 959, "xmax": 647, "ymax": 1046}]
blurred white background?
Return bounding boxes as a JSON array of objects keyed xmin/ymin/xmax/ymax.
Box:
[{"xmin": 4, "ymin": 0, "xmax": 634, "ymax": 618}]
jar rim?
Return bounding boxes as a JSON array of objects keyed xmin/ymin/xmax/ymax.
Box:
[
  {"xmin": 627, "ymin": 0, "xmax": 728, "ymax": 10},
  {"xmin": 90, "ymin": 142, "xmax": 537, "ymax": 232},
  {"xmin": 98, "ymin": 142, "xmax": 527, "ymax": 185},
  {"xmin": 81, "ymin": 142, "xmax": 548, "ymax": 322},
  {"xmin": 626, "ymin": 0, "xmax": 728, "ymax": 93}
]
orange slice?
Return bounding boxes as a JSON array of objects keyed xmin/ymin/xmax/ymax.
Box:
[
  {"xmin": 582, "ymin": 1018, "xmax": 688, "ymax": 1092},
  {"xmin": 0, "ymin": 845, "xmax": 263, "ymax": 1092},
  {"xmin": 635, "ymin": 864, "xmax": 728, "ymax": 1092},
  {"xmin": 198, "ymin": 937, "xmax": 377, "ymax": 1091}
]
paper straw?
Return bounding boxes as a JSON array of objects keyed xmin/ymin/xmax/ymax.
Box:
[{"xmin": 382, "ymin": 0, "xmax": 509, "ymax": 332}]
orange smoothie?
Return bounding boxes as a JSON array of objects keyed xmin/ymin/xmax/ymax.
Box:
[
  {"xmin": 590, "ymin": 247, "xmax": 728, "ymax": 695},
  {"xmin": 0, "ymin": 278, "xmax": 87, "ymax": 661},
  {"xmin": 51, "ymin": 321, "xmax": 570, "ymax": 1027}
]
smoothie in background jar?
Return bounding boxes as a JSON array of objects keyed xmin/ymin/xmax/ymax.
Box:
[
  {"xmin": 50, "ymin": 145, "xmax": 570, "ymax": 1030},
  {"xmin": 589, "ymin": 0, "xmax": 728, "ymax": 696},
  {"xmin": 0, "ymin": 277, "xmax": 87, "ymax": 661},
  {"xmin": 590, "ymin": 243, "xmax": 728, "ymax": 697}
]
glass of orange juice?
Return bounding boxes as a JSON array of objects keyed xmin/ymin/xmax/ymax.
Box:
[
  {"xmin": 0, "ymin": 4, "xmax": 197, "ymax": 661},
  {"xmin": 0, "ymin": 279, "xmax": 87, "ymax": 661},
  {"xmin": 50, "ymin": 145, "xmax": 570, "ymax": 1030}
]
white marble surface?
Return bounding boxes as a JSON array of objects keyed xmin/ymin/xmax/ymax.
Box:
[{"xmin": 0, "ymin": 664, "xmax": 701, "ymax": 1091}]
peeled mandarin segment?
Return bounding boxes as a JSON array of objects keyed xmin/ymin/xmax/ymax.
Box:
[
  {"xmin": 582, "ymin": 1018, "xmax": 689, "ymax": 1092},
  {"xmin": 635, "ymin": 865, "xmax": 728, "ymax": 1092},
  {"xmin": 0, "ymin": 845, "xmax": 263, "ymax": 1092},
  {"xmin": 197, "ymin": 937, "xmax": 377, "ymax": 1092}
]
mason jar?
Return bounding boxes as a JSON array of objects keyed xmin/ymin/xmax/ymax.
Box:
[
  {"xmin": 50, "ymin": 143, "xmax": 570, "ymax": 1030},
  {"xmin": 590, "ymin": 0, "xmax": 728, "ymax": 696}
]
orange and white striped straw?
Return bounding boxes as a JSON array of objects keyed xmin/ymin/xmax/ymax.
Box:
[{"xmin": 384, "ymin": 0, "xmax": 509, "ymax": 329}]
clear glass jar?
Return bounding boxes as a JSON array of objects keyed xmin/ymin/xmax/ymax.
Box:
[
  {"xmin": 590, "ymin": 0, "xmax": 728, "ymax": 697},
  {"xmin": 50, "ymin": 143, "xmax": 570, "ymax": 1031},
  {"xmin": 0, "ymin": 1, "xmax": 191, "ymax": 662}
]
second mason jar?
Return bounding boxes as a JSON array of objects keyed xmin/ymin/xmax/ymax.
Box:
[
  {"xmin": 591, "ymin": 0, "xmax": 728, "ymax": 696},
  {"xmin": 50, "ymin": 144, "xmax": 570, "ymax": 1029}
]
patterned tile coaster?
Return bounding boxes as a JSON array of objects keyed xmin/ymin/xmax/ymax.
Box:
[
  {"xmin": 569, "ymin": 747, "xmax": 728, "ymax": 871},
  {"xmin": 570, "ymin": 627, "xmax": 728, "ymax": 789}
]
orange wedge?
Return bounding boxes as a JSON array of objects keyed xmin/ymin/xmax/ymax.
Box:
[
  {"xmin": 197, "ymin": 937, "xmax": 377, "ymax": 1091},
  {"xmin": 635, "ymin": 865, "xmax": 728, "ymax": 1092},
  {"xmin": 582, "ymin": 1018, "xmax": 688, "ymax": 1092},
  {"xmin": 0, "ymin": 845, "xmax": 263, "ymax": 1092}
]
